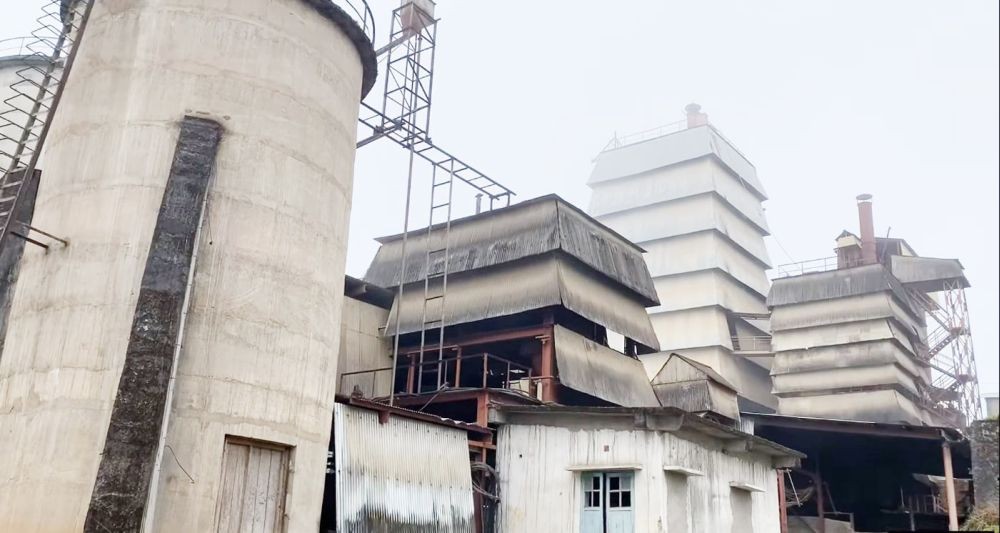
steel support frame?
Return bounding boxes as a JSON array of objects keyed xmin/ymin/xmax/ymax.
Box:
[{"xmin": 911, "ymin": 282, "xmax": 982, "ymax": 423}]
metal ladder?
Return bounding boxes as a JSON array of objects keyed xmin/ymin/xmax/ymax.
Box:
[
  {"xmin": 415, "ymin": 161, "xmax": 455, "ymax": 392},
  {"xmin": 0, "ymin": 0, "xmax": 93, "ymax": 250}
]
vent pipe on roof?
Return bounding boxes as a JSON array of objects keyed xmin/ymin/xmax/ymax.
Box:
[
  {"xmin": 857, "ymin": 194, "xmax": 877, "ymax": 265},
  {"xmin": 685, "ymin": 103, "xmax": 708, "ymax": 128}
]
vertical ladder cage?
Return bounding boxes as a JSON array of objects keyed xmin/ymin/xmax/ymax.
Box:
[
  {"xmin": 359, "ymin": 1, "xmax": 517, "ymax": 405},
  {"xmin": 0, "ymin": 0, "xmax": 93, "ymax": 250}
]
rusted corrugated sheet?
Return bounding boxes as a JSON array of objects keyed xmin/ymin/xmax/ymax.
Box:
[
  {"xmin": 385, "ymin": 256, "xmax": 661, "ymax": 350},
  {"xmin": 363, "ymin": 195, "xmax": 659, "ymax": 305},
  {"xmin": 334, "ymin": 404, "xmax": 475, "ymax": 533},
  {"xmin": 552, "ymin": 325, "xmax": 659, "ymax": 407}
]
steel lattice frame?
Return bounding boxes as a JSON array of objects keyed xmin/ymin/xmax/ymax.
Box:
[
  {"xmin": 918, "ymin": 281, "xmax": 982, "ymax": 424},
  {"xmin": 941, "ymin": 281, "xmax": 981, "ymax": 422}
]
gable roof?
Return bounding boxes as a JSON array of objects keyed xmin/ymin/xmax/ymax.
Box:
[{"xmin": 652, "ymin": 353, "xmax": 737, "ymax": 391}]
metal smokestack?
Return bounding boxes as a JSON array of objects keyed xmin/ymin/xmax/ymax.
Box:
[
  {"xmin": 857, "ymin": 194, "xmax": 877, "ymax": 265},
  {"xmin": 685, "ymin": 103, "xmax": 709, "ymax": 128}
]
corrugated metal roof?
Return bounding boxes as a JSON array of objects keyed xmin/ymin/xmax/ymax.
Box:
[
  {"xmin": 490, "ymin": 404, "xmax": 805, "ymax": 459},
  {"xmin": 589, "ymin": 125, "xmax": 767, "ymax": 199},
  {"xmin": 384, "ymin": 255, "xmax": 661, "ymax": 350},
  {"xmin": 334, "ymin": 403, "xmax": 475, "ymax": 532},
  {"xmin": 364, "ymin": 195, "xmax": 659, "ymax": 306},
  {"xmin": 767, "ymin": 263, "xmax": 917, "ymax": 314},
  {"xmin": 889, "ymin": 255, "xmax": 969, "ymax": 292},
  {"xmin": 553, "ymin": 325, "xmax": 659, "ymax": 407},
  {"xmin": 652, "ymin": 353, "xmax": 738, "ymax": 391}
]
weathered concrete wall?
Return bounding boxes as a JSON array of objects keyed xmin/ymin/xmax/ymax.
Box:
[
  {"xmin": 496, "ymin": 423, "xmax": 782, "ymax": 533},
  {"xmin": 337, "ymin": 295, "xmax": 392, "ymax": 398},
  {"xmin": 0, "ymin": 170, "xmax": 39, "ymax": 359},
  {"xmin": 970, "ymin": 419, "xmax": 999, "ymax": 508},
  {"xmin": 0, "ymin": 1, "xmax": 366, "ymax": 531},
  {"xmin": 84, "ymin": 116, "xmax": 221, "ymax": 531}
]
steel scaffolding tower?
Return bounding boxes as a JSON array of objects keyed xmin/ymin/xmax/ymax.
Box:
[{"xmin": 356, "ymin": 1, "xmax": 516, "ymax": 406}]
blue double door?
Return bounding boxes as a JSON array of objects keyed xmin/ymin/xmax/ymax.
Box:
[{"xmin": 581, "ymin": 471, "xmax": 635, "ymax": 533}]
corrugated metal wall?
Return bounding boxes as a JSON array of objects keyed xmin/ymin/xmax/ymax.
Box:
[
  {"xmin": 334, "ymin": 404, "xmax": 475, "ymax": 532},
  {"xmin": 496, "ymin": 423, "xmax": 780, "ymax": 533}
]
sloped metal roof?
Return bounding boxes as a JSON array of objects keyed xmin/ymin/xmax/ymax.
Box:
[
  {"xmin": 589, "ymin": 125, "xmax": 767, "ymax": 199},
  {"xmin": 384, "ymin": 255, "xmax": 661, "ymax": 350},
  {"xmin": 889, "ymin": 256, "xmax": 969, "ymax": 293},
  {"xmin": 553, "ymin": 325, "xmax": 659, "ymax": 408},
  {"xmin": 651, "ymin": 353, "xmax": 738, "ymax": 392},
  {"xmin": 767, "ymin": 263, "xmax": 917, "ymax": 315},
  {"xmin": 364, "ymin": 195, "xmax": 659, "ymax": 306}
]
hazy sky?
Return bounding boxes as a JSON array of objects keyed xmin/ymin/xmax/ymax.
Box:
[{"xmin": 2, "ymin": 2, "xmax": 997, "ymax": 396}]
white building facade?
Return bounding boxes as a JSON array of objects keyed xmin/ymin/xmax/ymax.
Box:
[
  {"xmin": 491, "ymin": 406, "xmax": 801, "ymax": 533},
  {"xmin": 587, "ymin": 106, "xmax": 775, "ymax": 409}
]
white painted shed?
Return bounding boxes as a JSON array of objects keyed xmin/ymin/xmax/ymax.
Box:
[{"xmin": 490, "ymin": 405, "xmax": 802, "ymax": 533}]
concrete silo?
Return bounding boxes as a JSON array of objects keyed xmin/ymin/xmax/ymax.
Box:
[{"xmin": 0, "ymin": 1, "xmax": 376, "ymax": 531}]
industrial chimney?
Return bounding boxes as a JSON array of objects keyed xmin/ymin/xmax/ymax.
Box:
[
  {"xmin": 685, "ymin": 103, "xmax": 709, "ymax": 128},
  {"xmin": 857, "ymin": 194, "xmax": 877, "ymax": 265}
]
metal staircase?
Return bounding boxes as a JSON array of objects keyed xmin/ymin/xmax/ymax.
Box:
[
  {"xmin": 0, "ymin": 0, "xmax": 93, "ymax": 250},
  {"xmin": 907, "ymin": 284, "xmax": 981, "ymax": 422}
]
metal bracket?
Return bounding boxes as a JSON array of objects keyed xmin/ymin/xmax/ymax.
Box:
[{"xmin": 11, "ymin": 223, "xmax": 68, "ymax": 250}]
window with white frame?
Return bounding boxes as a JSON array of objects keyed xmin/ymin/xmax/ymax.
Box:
[{"xmin": 581, "ymin": 471, "xmax": 634, "ymax": 533}]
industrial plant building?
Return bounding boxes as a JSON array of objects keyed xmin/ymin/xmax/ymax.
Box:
[{"xmin": 0, "ymin": 1, "xmax": 994, "ymax": 533}]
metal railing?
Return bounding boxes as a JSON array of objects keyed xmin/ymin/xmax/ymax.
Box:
[
  {"xmin": 600, "ymin": 119, "xmax": 688, "ymax": 152},
  {"xmin": 339, "ymin": 351, "xmax": 539, "ymax": 399},
  {"xmin": 770, "ymin": 256, "xmax": 874, "ymax": 279},
  {"xmin": 333, "ymin": 0, "xmax": 376, "ymax": 44},
  {"xmin": 0, "ymin": 37, "xmax": 36, "ymax": 58},
  {"xmin": 901, "ymin": 494, "xmax": 946, "ymax": 515},
  {"xmin": 731, "ymin": 336, "xmax": 773, "ymax": 353}
]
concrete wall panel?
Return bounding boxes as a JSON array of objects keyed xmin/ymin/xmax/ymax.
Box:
[
  {"xmin": 0, "ymin": 1, "xmax": 365, "ymax": 530},
  {"xmin": 496, "ymin": 423, "xmax": 781, "ymax": 533}
]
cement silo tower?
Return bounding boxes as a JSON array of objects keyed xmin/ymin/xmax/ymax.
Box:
[
  {"xmin": 587, "ymin": 104, "xmax": 776, "ymax": 410},
  {"xmin": 0, "ymin": 1, "xmax": 376, "ymax": 532}
]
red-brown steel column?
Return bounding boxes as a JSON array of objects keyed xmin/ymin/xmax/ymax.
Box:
[{"xmin": 539, "ymin": 329, "xmax": 556, "ymax": 403}]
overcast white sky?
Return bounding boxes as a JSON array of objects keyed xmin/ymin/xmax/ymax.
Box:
[{"xmin": 3, "ymin": 1, "xmax": 997, "ymax": 396}]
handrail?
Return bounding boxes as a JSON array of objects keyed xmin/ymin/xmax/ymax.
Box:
[
  {"xmin": 333, "ymin": 0, "xmax": 376, "ymax": 45},
  {"xmin": 0, "ymin": 37, "xmax": 40, "ymax": 58},
  {"xmin": 771, "ymin": 256, "xmax": 873, "ymax": 279},
  {"xmin": 338, "ymin": 351, "xmax": 538, "ymax": 398},
  {"xmin": 601, "ymin": 119, "xmax": 688, "ymax": 152},
  {"xmin": 731, "ymin": 335, "xmax": 773, "ymax": 353}
]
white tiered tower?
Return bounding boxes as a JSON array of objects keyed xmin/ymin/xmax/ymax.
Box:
[{"xmin": 587, "ymin": 104, "xmax": 776, "ymax": 409}]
